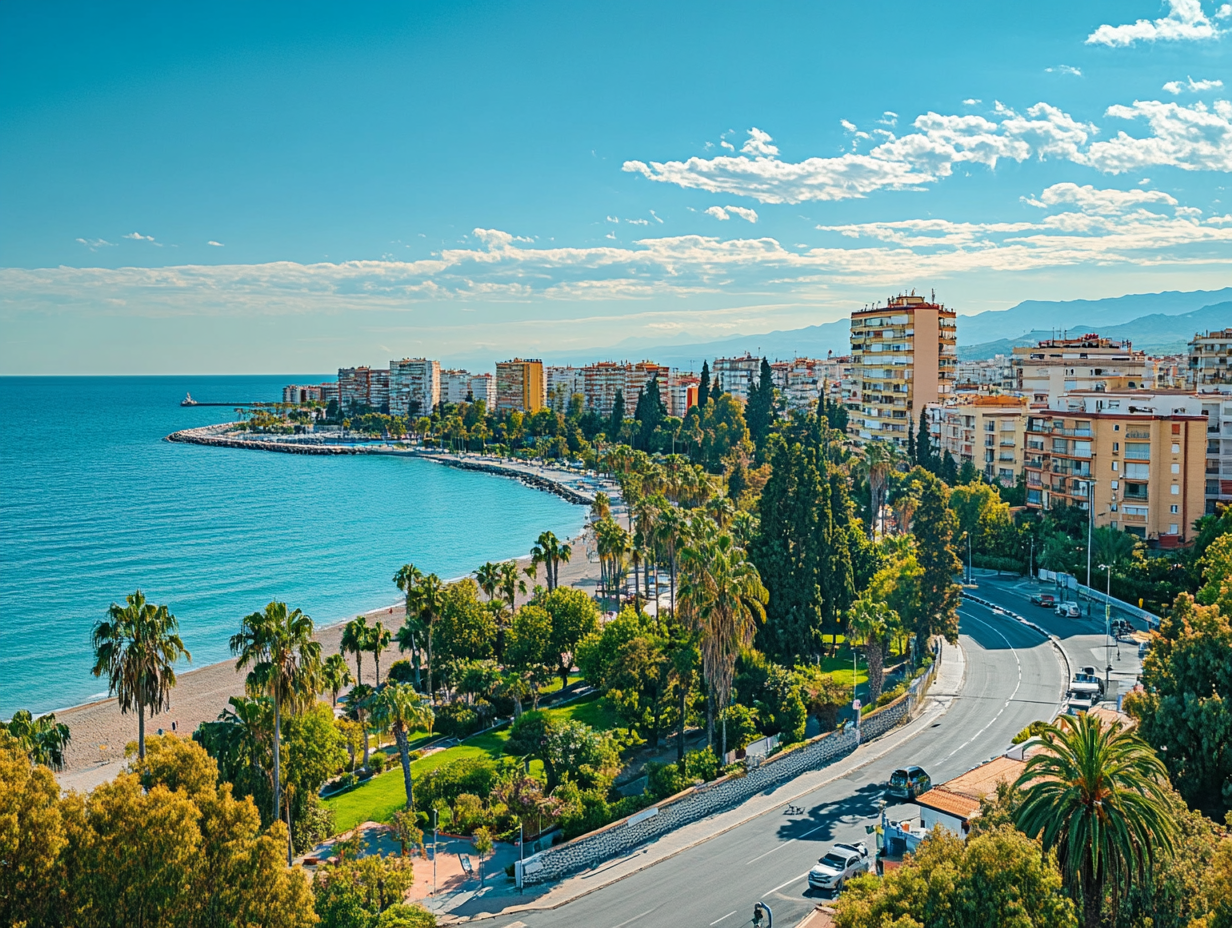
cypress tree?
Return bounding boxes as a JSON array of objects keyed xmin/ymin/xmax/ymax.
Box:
[
  {"xmin": 941, "ymin": 449, "xmax": 959, "ymax": 486},
  {"xmin": 637, "ymin": 377, "xmax": 666, "ymax": 451},
  {"xmin": 906, "ymin": 416, "xmax": 917, "ymax": 465},
  {"xmin": 911, "ymin": 470, "xmax": 962, "ymax": 651},
  {"xmin": 916, "ymin": 409, "xmax": 933, "ymax": 473},
  {"xmin": 698, "ymin": 361, "xmax": 711, "ymax": 408},
  {"xmin": 608, "ymin": 389, "xmax": 625, "ymax": 440},
  {"xmin": 711, "ymin": 373, "xmax": 724, "ymax": 404},
  {"xmin": 746, "ymin": 358, "xmax": 776, "ymax": 453}
]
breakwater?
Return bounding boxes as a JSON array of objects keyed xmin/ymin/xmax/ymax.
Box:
[{"xmin": 165, "ymin": 426, "xmax": 598, "ymax": 506}]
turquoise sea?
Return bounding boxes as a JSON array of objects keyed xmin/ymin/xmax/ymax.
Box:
[{"xmin": 0, "ymin": 376, "xmax": 586, "ymax": 716}]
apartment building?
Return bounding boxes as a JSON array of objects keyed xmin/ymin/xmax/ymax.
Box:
[
  {"xmin": 713, "ymin": 353, "xmax": 762, "ymax": 404},
  {"xmin": 1023, "ymin": 403, "xmax": 1206, "ymax": 543},
  {"xmin": 439, "ymin": 369, "xmax": 471, "ymax": 405},
  {"xmin": 282, "ymin": 384, "xmax": 324, "ymax": 404},
  {"xmin": 495, "ymin": 358, "xmax": 545, "ymax": 413},
  {"xmin": 468, "ymin": 373, "xmax": 495, "ymax": 408},
  {"xmin": 769, "ymin": 358, "xmax": 829, "ymax": 410},
  {"xmin": 849, "ymin": 294, "xmax": 957, "ymax": 448},
  {"xmin": 546, "ymin": 366, "xmax": 586, "ymax": 408},
  {"xmin": 930, "ymin": 395, "xmax": 1028, "ymax": 487},
  {"xmin": 668, "ymin": 374, "xmax": 699, "ymax": 418},
  {"xmin": 389, "ymin": 358, "xmax": 440, "ymax": 417},
  {"xmin": 338, "ymin": 366, "xmax": 391, "ymax": 412},
  {"xmin": 1010, "ymin": 335, "xmax": 1150, "ymax": 406},
  {"xmin": 956, "ymin": 354, "xmax": 1013, "ymax": 389},
  {"xmin": 581, "ymin": 361, "xmax": 671, "ymax": 417},
  {"xmin": 1198, "ymin": 390, "xmax": 1232, "ymax": 514},
  {"xmin": 1188, "ymin": 328, "xmax": 1232, "ymax": 388}
]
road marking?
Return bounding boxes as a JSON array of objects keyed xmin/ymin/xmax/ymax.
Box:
[
  {"xmin": 710, "ymin": 912, "xmax": 737, "ymax": 925},
  {"xmin": 745, "ymin": 821, "xmax": 828, "ymax": 865},
  {"xmin": 763, "ymin": 870, "xmax": 810, "ymax": 897},
  {"xmin": 945, "ymin": 609, "xmax": 1024, "ymax": 762},
  {"xmin": 608, "ymin": 909, "xmax": 653, "ymax": 928}
]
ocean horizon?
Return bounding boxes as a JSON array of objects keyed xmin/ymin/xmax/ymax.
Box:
[{"xmin": 0, "ymin": 375, "xmax": 586, "ymax": 717}]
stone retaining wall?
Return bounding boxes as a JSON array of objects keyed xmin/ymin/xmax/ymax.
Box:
[{"xmin": 521, "ymin": 679, "xmax": 924, "ymax": 886}]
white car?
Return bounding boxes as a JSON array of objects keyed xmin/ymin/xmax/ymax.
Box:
[
  {"xmin": 807, "ymin": 842, "xmax": 870, "ymax": 893},
  {"xmin": 1054, "ymin": 602, "xmax": 1080, "ymax": 618}
]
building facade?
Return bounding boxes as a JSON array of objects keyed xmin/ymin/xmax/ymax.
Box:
[
  {"xmin": 712, "ymin": 354, "xmax": 762, "ymax": 404},
  {"xmin": 439, "ymin": 369, "xmax": 471, "ymax": 405},
  {"xmin": 389, "ymin": 358, "xmax": 440, "ymax": 417},
  {"xmin": 282, "ymin": 384, "xmax": 324, "ymax": 404},
  {"xmin": 1188, "ymin": 328, "xmax": 1232, "ymax": 388},
  {"xmin": 668, "ymin": 375, "xmax": 699, "ymax": 418},
  {"xmin": 495, "ymin": 358, "xmax": 545, "ymax": 413},
  {"xmin": 1023, "ymin": 404, "xmax": 1206, "ymax": 543},
  {"xmin": 580, "ymin": 361, "xmax": 671, "ymax": 417},
  {"xmin": 849, "ymin": 294, "xmax": 957, "ymax": 448},
  {"xmin": 338, "ymin": 366, "xmax": 391, "ymax": 412},
  {"xmin": 931, "ymin": 395, "xmax": 1028, "ymax": 486},
  {"xmin": 770, "ymin": 358, "xmax": 827, "ymax": 410},
  {"xmin": 1010, "ymin": 335, "xmax": 1150, "ymax": 407},
  {"xmin": 546, "ymin": 366, "xmax": 587, "ymax": 408},
  {"xmin": 469, "ymin": 373, "xmax": 496, "ymax": 408}
]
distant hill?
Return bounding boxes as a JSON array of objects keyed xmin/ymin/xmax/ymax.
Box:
[
  {"xmin": 533, "ymin": 287, "xmax": 1231, "ymax": 372},
  {"xmin": 959, "ymin": 301, "xmax": 1232, "ymax": 361}
]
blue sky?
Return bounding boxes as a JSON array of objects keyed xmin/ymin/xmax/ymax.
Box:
[{"xmin": 2, "ymin": 0, "xmax": 1230, "ymax": 374}]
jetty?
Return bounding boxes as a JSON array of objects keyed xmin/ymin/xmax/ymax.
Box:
[{"xmin": 180, "ymin": 392, "xmax": 264, "ymax": 408}]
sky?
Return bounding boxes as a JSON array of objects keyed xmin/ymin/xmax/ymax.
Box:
[{"xmin": 1, "ymin": 0, "xmax": 1231, "ymax": 374}]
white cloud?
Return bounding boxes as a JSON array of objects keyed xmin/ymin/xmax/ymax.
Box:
[
  {"xmin": 741, "ymin": 127, "xmax": 779, "ymax": 157},
  {"xmin": 123, "ymin": 231, "xmax": 156, "ymax": 241},
  {"xmin": 649, "ymin": 210, "xmax": 663, "ymax": 224},
  {"xmin": 207, "ymin": 240, "xmax": 224, "ymax": 247},
  {"xmin": 1021, "ymin": 182, "xmax": 1178, "ymax": 213},
  {"xmin": 1219, "ymin": 3, "xmax": 1232, "ymax": 18},
  {"xmin": 879, "ymin": 111, "xmax": 898, "ymax": 126},
  {"xmin": 725, "ymin": 206, "xmax": 759, "ymax": 223},
  {"xmin": 1086, "ymin": 0, "xmax": 1219, "ymax": 46},
  {"xmin": 1081, "ymin": 99, "xmax": 1232, "ymax": 172},
  {"xmin": 625, "ymin": 218, "xmax": 650, "ymax": 225},
  {"xmin": 705, "ymin": 206, "xmax": 731, "ymax": 220},
  {"xmin": 1163, "ymin": 76, "xmax": 1225, "ymax": 93},
  {"xmin": 962, "ymin": 99, "xmax": 981, "ymax": 106},
  {"xmin": 1046, "ymin": 65, "xmax": 1083, "ymax": 76},
  {"xmin": 605, "ymin": 215, "xmax": 619, "ymax": 223},
  {"xmin": 75, "ymin": 237, "xmax": 116, "ymax": 250}
]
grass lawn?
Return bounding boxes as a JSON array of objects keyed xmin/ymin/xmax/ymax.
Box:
[{"xmin": 324, "ymin": 692, "xmax": 608, "ymax": 834}]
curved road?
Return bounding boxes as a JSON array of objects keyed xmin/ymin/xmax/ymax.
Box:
[{"xmin": 479, "ymin": 602, "xmax": 1065, "ymax": 928}]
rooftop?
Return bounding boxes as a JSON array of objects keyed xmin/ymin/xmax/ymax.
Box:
[{"xmin": 914, "ymin": 756, "xmax": 1026, "ymax": 823}]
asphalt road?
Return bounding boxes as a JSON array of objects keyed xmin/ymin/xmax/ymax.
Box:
[{"xmin": 483, "ymin": 600, "xmax": 1065, "ymax": 928}]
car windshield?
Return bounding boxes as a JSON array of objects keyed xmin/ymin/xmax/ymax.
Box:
[
  {"xmin": 820, "ymin": 853, "xmax": 847, "ymax": 868},
  {"xmin": 890, "ymin": 770, "xmax": 908, "ymax": 785}
]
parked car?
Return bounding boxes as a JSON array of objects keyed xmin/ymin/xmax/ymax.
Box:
[
  {"xmin": 887, "ymin": 766, "xmax": 932, "ymax": 800},
  {"xmin": 1072, "ymin": 666, "xmax": 1107, "ymax": 696},
  {"xmin": 808, "ymin": 842, "xmax": 870, "ymax": 894},
  {"xmin": 1054, "ymin": 602, "xmax": 1080, "ymax": 618},
  {"xmin": 1031, "ymin": 593, "xmax": 1057, "ymax": 607}
]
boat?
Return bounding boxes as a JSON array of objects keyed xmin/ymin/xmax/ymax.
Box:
[{"xmin": 181, "ymin": 392, "xmax": 198, "ymax": 407}]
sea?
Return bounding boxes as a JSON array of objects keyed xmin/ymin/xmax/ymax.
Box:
[{"xmin": 0, "ymin": 376, "xmax": 587, "ymax": 717}]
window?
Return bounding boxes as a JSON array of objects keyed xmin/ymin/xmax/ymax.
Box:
[
  {"xmin": 1112, "ymin": 461, "xmax": 1119, "ymax": 472},
  {"xmin": 1114, "ymin": 424, "xmax": 1121, "ymax": 431},
  {"xmin": 1126, "ymin": 442, "xmax": 1150, "ymax": 460},
  {"xmin": 1125, "ymin": 462, "xmax": 1149, "ymax": 479},
  {"xmin": 1172, "ymin": 443, "xmax": 1180, "ymax": 454},
  {"xmin": 1171, "ymin": 504, "xmax": 1179, "ymax": 514},
  {"xmin": 1170, "ymin": 523, "xmax": 1180, "ymax": 535},
  {"xmin": 1172, "ymin": 423, "xmax": 1181, "ymax": 435},
  {"xmin": 1111, "ymin": 480, "xmax": 1119, "ymax": 489},
  {"xmin": 1172, "ymin": 462, "xmax": 1181, "ymax": 474},
  {"xmin": 1171, "ymin": 485, "xmax": 1180, "ymax": 495}
]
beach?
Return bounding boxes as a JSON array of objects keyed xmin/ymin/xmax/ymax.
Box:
[{"xmin": 53, "ymin": 451, "xmax": 617, "ymax": 791}]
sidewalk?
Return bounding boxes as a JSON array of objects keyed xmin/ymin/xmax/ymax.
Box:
[{"xmin": 430, "ymin": 640, "xmax": 966, "ymax": 923}]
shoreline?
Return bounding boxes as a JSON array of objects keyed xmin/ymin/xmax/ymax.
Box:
[{"xmin": 50, "ymin": 437, "xmax": 615, "ymax": 784}]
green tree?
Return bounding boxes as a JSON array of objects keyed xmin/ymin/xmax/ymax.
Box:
[
  {"xmin": 1, "ymin": 709, "xmax": 72, "ymax": 771},
  {"xmin": 1014, "ymin": 713, "xmax": 1176, "ymax": 928},
  {"xmin": 433, "ymin": 579, "xmax": 497, "ymax": 666},
  {"xmin": 794, "ymin": 664, "xmax": 850, "ymax": 732},
  {"xmin": 846, "ymin": 594, "xmax": 897, "ymax": 703},
  {"xmin": 370, "ymin": 683, "xmax": 435, "ymax": 812},
  {"xmin": 504, "ymin": 604, "xmax": 554, "ymax": 707},
  {"xmin": 322, "ymin": 652, "xmax": 354, "ymax": 707},
  {"xmin": 368, "ymin": 621, "xmax": 392, "ymax": 686},
  {"xmin": 1124, "ymin": 592, "xmax": 1232, "ymax": 817},
  {"xmin": 230, "ymin": 601, "xmax": 322, "ymax": 863},
  {"xmin": 697, "ymin": 360, "xmax": 711, "ymax": 409},
  {"xmin": 0, "ymin": 731, "xmax": 65, "ymax": 928},
  {"xmin": 539, "ymin": 585, "xmax": 600, "ymax": 688},
  {"xmin": 314, "ymin": 853, "xmax": 415, "ymax": 928},
  {"xmin": 91, "ymin": 590, "xmax": 191, "ymax": 761},
  {"xmin": 608, "ymin": 389, "xmax": 626, "ymax": 439},
  {"xmin": 834, "ymin": 824, "xmax": 1077, "ymax": 928},
  {"xmin": 530, "ymin": 530, "xmax": 572, "ymax": 591},
  {"xmin": 911, "ymin": 469, "xmax": 962, "ymax": 650},
  {"xmin": 409, "ymin": 574, "xmax": 446, "ymax": 701},
  {"xmin": 342, "ymin": 615, "xmax": 371, "ymax": 688},
  {"xmin": 745, "ymin": 357, "xmax": 776, "ymax": 453}
]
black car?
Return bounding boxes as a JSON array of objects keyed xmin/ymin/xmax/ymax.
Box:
[{"xmin": 888, "ymin": 765, "xmax": 932, "ymax": 800}]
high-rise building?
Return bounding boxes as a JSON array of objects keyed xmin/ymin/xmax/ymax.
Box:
[
  {"xmin": 1023, "ymin": 401, "xmax": 1206, "ymax": 543},
  {"xmin": 712, "ymin": 354, "xmax": 762, "ymax": 404},
  {"xmin": 282, "ymin": 384, "xmax": 324, "ymax": 404},
  {"xmin": 580, "ymin": 361, "xmax": 671, "ymax": 416},
  {"xmin": 338, "ymin": 367, "xmax": 391, "ymax": 412},
  {"xmin": 668, "ymin": 374, "xmax": 699, "ymax": 418},
  {"xmin": 439, "ymin": 369, "xmax": 471, "ymax": 405},
  {"xmin": 929, "ymin": 396, "xmax": 1028, "ymax": 487},
  {"xmin": 1188, "ymin": 328, "xmax": 1232, "ymax": 388},
  {"xmin": 469, "ymin": 373, "xmax": 496, "ymax": 408},
  {"xmin": 1010, "ymin": 335, "xmax": 1150, "ymax": 406},
  {"xmin": 770, "ymin": 357, "xmax": 831, "ymax": 410},
  {"xmin": 546, "ymin": 366, "xmax": 586, "ymax": 409},
  {"xmin": 369, "ymin": 369, "xmax": 390, "ymax": 412},
  {"xmin": 849, "ymin": 294, "xmax": 957, "ymax": 448},
  {"xmin": 495, "ymin": 359, "xmax": 545, "ymax": 412},
  {"xmin": 390, "ymin": 358, "xmax": 440, "ymax": 417}
]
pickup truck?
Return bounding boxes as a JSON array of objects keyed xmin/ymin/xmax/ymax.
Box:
[
  {"xmin": 1031, "ymin": 593, "xmax": 1056, "ymax": 607},
  {"xmin": 808, "ymin": 842, "xmax": 870, "ymax": 894}
]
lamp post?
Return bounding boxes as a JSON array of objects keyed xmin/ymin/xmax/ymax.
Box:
[
  {"xmin": 1098, "ymin": 562, "xmax": 1113, "ymax": 693},
  {"xmin": 1085, "ymin": 480, "xmax": 1096, "ymax": 616},
  {"xmin": 432, "ymin": 808, "xmax": 438, "ymax": 897}
]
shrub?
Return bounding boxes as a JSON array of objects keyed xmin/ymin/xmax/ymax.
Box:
[
  {"xmin": 386, "ymin": 660, "xmax": 417, "ymax": 686},
  {"xmin": 1011, "ymin": 720, "xmax": 1050, "ymax": 745},
  {"xmin": 376, "ymin": 903, "xmax": 437, "ymax": 927},
  {"xmin": 433, "ymin": 702, "xmax": 481, "ymax": 739},
  {"xmin": 452, "ymin": 792, "xmax": 489, "ymax": 833},
  {"xmin": 717, "ymin": 704, "xmax": 761, "ymax": 751},
  {"xmin": 645, "ymin": 761, "xmax": 685, "ymax": 801},
  {"xmin": 418, "ymin": 757, "xmax": 499, "ymax": 812},
  {"xmin": 369, "ymin": 752, "xmax": 390, "ymax": 774},
  {"xmin": 683, "ymin": 748, "xmax": 719, "ymax": 783}
]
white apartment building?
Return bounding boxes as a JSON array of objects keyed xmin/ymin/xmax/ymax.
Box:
[
  {"xmin": 1010, "ymin": 335, "xmax": 1150, "ymax": 407},
  {"xmin": 1189, "ymin": 328, "xmax": 1232, "ymax": 389},
  {"xmin": 581, "ymin": 361, "xmax": 671, "ymax": 416},
  {"xmin": 546, "ymin": 366, "xmax": 587, "ymax": 409},
  {"xmin": 668, "ymin": 374, "xmax": 699, "ymax": 418},
  {"xmin": 389, "ymin": 358, "xmax": 440, "ymax": 417},
  {"xmin": 713, "ymin": 354, "xmax": 762, "ymax": 404},
  {"xmin": 770, "ymin": 358, "xmax": 827, "ymax": 410},
  {"xmin": 439, "ymin": 369, "xmax": 472, "ymax": 405}
]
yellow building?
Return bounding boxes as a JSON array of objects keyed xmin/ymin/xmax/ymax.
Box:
[
  {"xmin": 495, "ymin": 358, "xmax": 545, "ymax": 413},
  {"xmin": 849, "ymin": 294, "xmax": 957, "ymax": 448},
  {"xmin": 1024, "ymin": 408, "xmax": 1206, "ymax": 543},
  {"xmin": 931, "ymin": 395, "xmax": 1028, "ymax": 487}
]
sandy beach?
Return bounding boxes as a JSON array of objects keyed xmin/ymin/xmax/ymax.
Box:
[{"xmin": 54, "ymin": 452, "xmax": 615, "ymax": 791}]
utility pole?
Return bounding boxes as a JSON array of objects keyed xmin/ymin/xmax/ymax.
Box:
[
  {"xmin": 1100, "ymin": 562, "xmax": 1113, "ymax": 696},
  {"xmin": 1086, "ymin": 480, "xmax": 1095, "ymax": 616},
  {"xmin": 518, "ymin": 820, "xmax": 524, "ymax": 894},
  {"xmin": 433, "ymin": 808, "xmax": 438, "ymax": 897}
]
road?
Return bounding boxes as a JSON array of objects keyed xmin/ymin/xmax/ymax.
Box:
[{"xmin": 473, "ymin": 600, "xmax": 1065, "ymax": 928}]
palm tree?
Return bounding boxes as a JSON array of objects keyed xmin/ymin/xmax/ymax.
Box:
[
  {"xmin": 341, "ymin": 615, "xmax": 371, "ymax": 687},
  {"xmin": 230, "ymin": 601, "xmax": 322, "ymax": 863},
  {"xmin": 91, "ymin": 590, "xmax": 191, "ymax": 761},
  {"xmin": 590, "ymin": 491, "xmax": 611, "ymax": 523},
  {"xmin": 655, "ymin": 503, "xmax": 687, "ymax": 617},
  {"xmin": 394, "ymin": 564, "xmax": 424, "ymax": 678},
  {"xmin": 1013, "ymin": 713, "xmax": 1176, "ymax": 928},
  {"xmin": 856, "ymin": 440, "xmax": 897, "ymax": 538},
  {"xmin": 634, "ymin": 496, "xmax": 662, "ymax": 606},
  {"xmin": 530, "ymin": 531, "xmax": 572, "ymax": 591},
  {"xmin": 475, "ymin": 561, "xmax": 501, "ymax": 603},
  {"xmin": 368, "ymin": 621, "xmax": 392, "ymax": 686},
  {"xmin": 410, "ymin": 574, "xmax": 446, "ymax": 701},
  {"xmin": 496, "ymin": 561, "xmax": 526, "ymax": 615},
  {"xmin": 2, "ymin": 709, "xmax": 72, "ymax": 771},
  {"xmin": 345, "ymin": 683, "xmax": 375, "ymax": 768},
  {"xmin": 321, "ymin": 653, "xmax": 354, "ymax": 707},
  {"xmin": 846, "ymin": 595, "xmax": 898, "ymax": 703},
  {"xmin": 370, "ymin": 683, "xmax": 435, "ymax": 811},
  {"xmin": 677, "ymin": 521, "xmax": 768, "ymax": 758},
  {"xmin": 595, "ymin": 517, "xmax": 631, "ymax": 602}
]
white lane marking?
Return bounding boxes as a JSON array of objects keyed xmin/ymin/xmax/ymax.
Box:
[
  {"xmin": 763, "ymin": 870, "xmax": 810, "ymax": 897},
  {"xmin": 944, "ymin": 609, "xmax": 1024, "ymax": 761},
  {"xmin": 710, "ymin": 912, "xmax": 737, "ymax": 926},
  {"xmin": 608, "ymin": 909, "xmax": 653, "ymax": 928},
  {"xmin": 745, "ymin": 821, "xmax": 828, "ymax": 864}
]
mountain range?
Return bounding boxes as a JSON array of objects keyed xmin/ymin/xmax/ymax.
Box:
[{"xmin": 538, "ymin": 287, "xmax": 1232, "ymax": 370}]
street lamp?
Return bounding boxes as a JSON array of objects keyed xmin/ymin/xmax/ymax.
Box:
[
  {"xmin": 1098, "ymin": 562, "xmax": 1113, "ymax": 694},
  {"xmin": 1085, "ymin": 480, "xmax": 1096, "ymax": 616}
]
